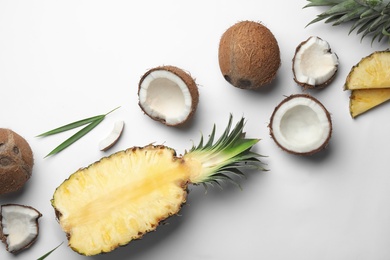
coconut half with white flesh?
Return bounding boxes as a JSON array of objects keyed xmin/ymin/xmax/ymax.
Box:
[
  {"xmin": 138, "ymin": 66, "xmax": 199, "ymax": 126},
  {"xmin": 0, "ymin": 204, "xmax": 42, "ymax": 254},
  {"xmin": 269, "ymin": 94, "xmax": 332, "ymax": 155},
  {"xmin": 293, "ymin": 36, "xmax": 339, "ymax": 89}
]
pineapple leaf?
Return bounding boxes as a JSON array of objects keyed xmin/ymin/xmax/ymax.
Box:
[
  {"xmin": 305, "ymin": 0, "xmax": 390, "ymax": 43},
  {"xmin": 333, "ymin": 6, "xmax": 368, "ymax": 25},
  {"xmin": 382, "ymin": 24, "xmax": 390, "ymax": 35},
  {"xmin": 304, "ymin": 0, "xmax": 345, "ymax": 7},
  {"xmin": 321, "ymin": 0, "xmax": 359, "ymax": 16},
  {"xmin": 184, "ymin": 114, "xmax": 267, "ymax": 186}
]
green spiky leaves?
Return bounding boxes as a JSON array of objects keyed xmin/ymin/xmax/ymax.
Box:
[
  {"xmin": 305, "ymin": 0, "xmax": 390, "ymax": 44},
  {"xmin": 184, "ymin": 115, "xmax": 267, "ymax": 188}
]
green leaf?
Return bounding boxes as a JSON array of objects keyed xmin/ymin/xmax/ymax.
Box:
[
  {"xmin": 45, "ymin": 117, "xmax": 104, "ymax": 158},
  {"xmin": 36, "ymin": 115, "xmax": 104, "ymax": 137},
  {"xmin": 41, "ymin": 106, "xmax": 121, "ymax": 157},
  {"xmin": 36, "ymin": 242, "xmax": 63, "ymax": 260},
  {"xmin": 37, "ymin": 106, "xmax": 120, "ymax": 137}
]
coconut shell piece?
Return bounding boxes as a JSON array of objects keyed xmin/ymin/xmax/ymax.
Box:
[
  {"xmin": 0, "ymin": 129, "xmax": 34, "ymax": 195},
  {"xmin": 218, "ymin": 20, "xmax": 281, "ymax": 90},
  {"xmin": 0, "ymin": 204, "xmax": 42, "ymax": 254},
  {"xmin": 138, "ymin": 65, "xmax": 199, "ymax": 127},
  {"xmin": 269, "ymin": 94, "xmax": 332, "ymax": 156},
  {"xmin": 292, "ymin": 36, "xmax": 339, "ymax": 89}
]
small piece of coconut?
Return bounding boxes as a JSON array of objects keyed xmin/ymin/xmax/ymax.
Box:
[
  {"xmin": 293, "ymin": 36, "xmax": 339, "ymax": 89},
  {"xmin": 269, "ymin": 94, "xmax": 332, "ymax": 155},
  {"xmin": 138, "ymin": 66, "xmax": 199, "ymax": 127},
  {"xmin": 0, "ymin": 204, "xmax": 42, "ymax": 254},
  {"xmin": 99, "ymin": 121, "xmax": 125, "ymax": 151}
]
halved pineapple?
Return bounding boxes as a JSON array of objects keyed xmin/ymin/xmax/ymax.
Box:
[
  {"xmin": 345, "ymin": 51, "xmax": 390, "ymax": 90},
  {"xmin": 51, "ymin": 116, "xmax": 265, "ymax": 256},
  {"xmin": 52, "ymin": 146, "xmax": 190, "ymax": 255},
  {"xmin": 350, "ymin": 89, "xmax": 390, "ymax": 118}
]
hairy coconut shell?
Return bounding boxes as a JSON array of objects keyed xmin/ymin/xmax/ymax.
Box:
[
  {"xmin": 218, "ymin": 20, "xmax": 281, "ymax": 89},
  {"xmin": 0, "ymin": 129, "xmax": 34, "ymax": 195},
  {"xmin": 138, "ymin": 65, "xmax": 199, "ymax": 126}
]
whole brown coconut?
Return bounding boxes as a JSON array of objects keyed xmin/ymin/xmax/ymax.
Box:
[
  {"xmin": 0, "ymin": 129, "xmax": 34, "ymax": 195},
  {"xmin": 218, "ymin": 20, "xmax": 281, "ymax": 89}
]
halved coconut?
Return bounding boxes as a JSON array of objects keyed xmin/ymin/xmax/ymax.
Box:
[
  {"xmin": 0, "ymin": 204, "xmax": 42, "ymax": 254},
  {"xmin": 269, "ymin": 94, "xmax": 332, "ymax": 155},
  {"xmin": 138, "ymin": 65, "xmax": 199, "ymax": 126},
  {"xmin": 293, "ymin": 36, "xmax": 339, "ymax": 89}
]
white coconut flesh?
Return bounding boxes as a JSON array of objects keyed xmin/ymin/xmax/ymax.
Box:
[
  {"xmin": 139, "ymin": 70, "xmax": 192, "ymax": 126},
  {"xmin": 293, "ymin": 36, "xmax": 338, "ymax": 87},
  {"xmin": 271, "ymin": 96, "xmax": 331, "ymax": 154},
  {"xmin": 1, "ymin": 204, "xmax": 41, "ymax": 253}
]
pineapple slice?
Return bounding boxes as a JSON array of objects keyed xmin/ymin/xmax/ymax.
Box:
[
  {"xmin": 343, "ymin": 50, "xmax": 390, "ymax": 118},
  {"xmin": 350, "ymin": 89, "xmax": 390, "ymax": 118},
  {"xmin": 51, "ymin": 116, "xmax": 265, "ymax": 256},
  {"xmin": 344, "ymin": 51, "xmax": 390, "ymax": 90}
]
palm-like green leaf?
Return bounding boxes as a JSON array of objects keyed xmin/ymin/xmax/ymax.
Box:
[
  {"xmin": 305, "ymin": 0, "xmax": 390, "ymax": 43},
  {"xmin": 38, "ymin": 107, "xmax": 120, "ymax": 157},
  {"xmin": 36, "ymin": 242, "xmax": 63, "ymax": 260},
  {"xmin": 36, "ymin": 115, "xmax": 104, "ymax": 137},
  {"xmin": 45, "ymin": 117, "xmax": 104, "ymax": 158}
]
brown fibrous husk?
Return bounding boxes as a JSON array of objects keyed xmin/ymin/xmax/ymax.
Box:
[
  {"xmin": 0, "ymin": 129, "xmax": 34, "ymax": 195},
  {"xmin": 218, "ymin": 20, "xmax": 281, "ymax": 90}
]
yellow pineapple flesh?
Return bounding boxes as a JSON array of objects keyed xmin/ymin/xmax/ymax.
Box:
[
  {"xmin": 350, "ymin": 89, "xmax": 390, "ymax": 118},
  {"xmin": 345, "ymin": 51, "xmax": 390, "ymax": 90},
  {"xmin": 51, "ymin": 116, "xmax": 265, "ymax": 256},
  {"xmin": 52, "ymin": 145, "xmax": 191, "ymax": 256}
]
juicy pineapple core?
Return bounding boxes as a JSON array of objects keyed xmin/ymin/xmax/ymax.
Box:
[{"xmin": 52, "ymin": 145, "xmax": 190, "ymax": 256}]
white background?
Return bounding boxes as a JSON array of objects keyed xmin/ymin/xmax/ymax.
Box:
[{"xmin": 1, "ymin": 1, "xmax": 390, "ymax": 259}]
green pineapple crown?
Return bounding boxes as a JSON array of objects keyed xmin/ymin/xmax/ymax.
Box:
[
  {"xmin": 184, "ymin": 115, "xmax": 267, "ymax": 189},
  {"xmin": 305, "ymin": 0, "xmax": 390, "ymax": 44}
]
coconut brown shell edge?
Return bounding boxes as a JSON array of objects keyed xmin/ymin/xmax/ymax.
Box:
[
  {"xmin": 138, "ymin": 65, "xmax": 199, "ymax": 127},
  {"xmin": 269, "ymin": 94, "xmax": 333, "ymax": 156}
]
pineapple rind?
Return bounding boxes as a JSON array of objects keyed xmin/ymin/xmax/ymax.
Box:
[
  {"xmin": 345, "ymin": 51, "xmax": 390, "ymax": 90},
  {"xmin": 52, "ymin": 145, "xmax": 190, "ymax": 256}
]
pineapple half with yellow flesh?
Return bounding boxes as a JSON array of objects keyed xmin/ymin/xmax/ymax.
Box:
[
  {"xmin": 345, "ymin": 50, "xmax": 390, "ymax": 117},
  {"xmin": 51, "ymin": 116, "xmax": 265, "ymax": 256}
]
